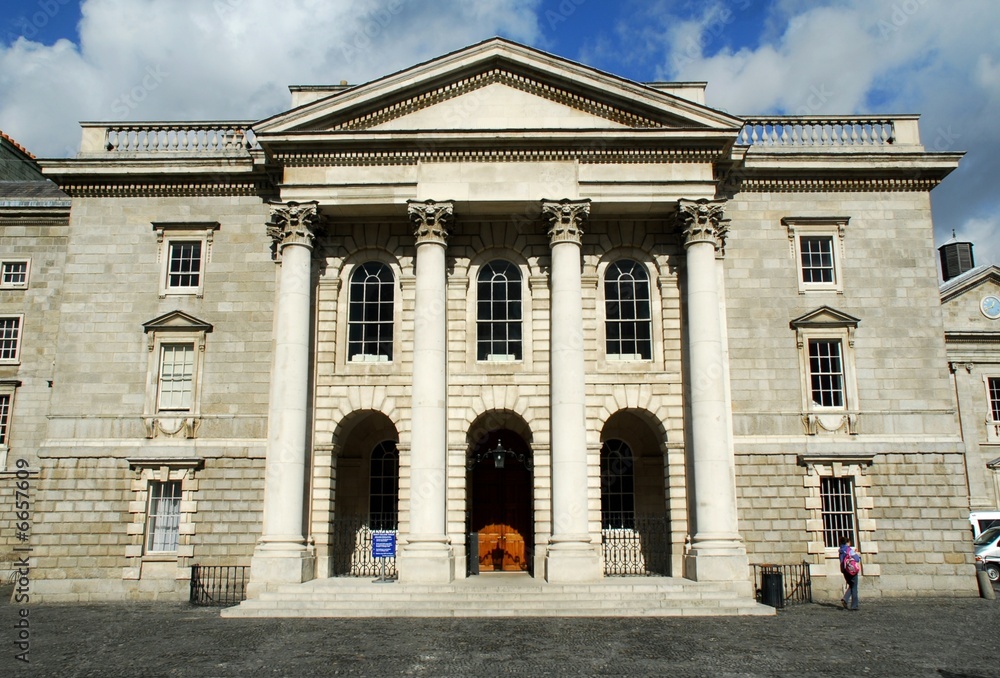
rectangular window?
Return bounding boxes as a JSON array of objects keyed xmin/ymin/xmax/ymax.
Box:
[
  {"xmin": 0, "ymin": 317, "xmax": 22, "ymax": 362},
  {"xmin": 799, "ymin": 235, "xmax": 835, "ymax": 284},
  {"xmin": 820, "ymin": 476, "xmax": 857, "ymax": 548},
  {"xmin": 157, "ymin": 343, "xmax": 194, "ymax": 411},
  {"xmin": 0, "ymin": 393, "xmax": 10, "ymax": 445},
  {"xmin": 989, "ymin": 377, "xmax": 1000, "ymax": 422},
  {"xmin": 166, "ymin": 241, "xmax": 202, "ymax": 290},
  {"xmin": 808, "ymin": 339, "xmax": 844, "ymax": 408},
  {"xmin": 145, "ymin": 481, "xmax": 182, "ymax": 553},
  {"xmin": 1, "ymin": 260, "xmax": 29, "ymax": 288}
]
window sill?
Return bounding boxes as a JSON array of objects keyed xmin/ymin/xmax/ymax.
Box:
[
  {"xmin": 141, "ymin": 553, "xmax": 178, "ymax": 562},
  {"xmin": 350, "ymin": 354, "xmax": 390, "ymax": 363}
]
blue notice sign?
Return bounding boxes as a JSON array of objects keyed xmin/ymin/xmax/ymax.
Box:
[{"xmin": 372, "ymin": 532, "xmax": 396, "ymax": 559}]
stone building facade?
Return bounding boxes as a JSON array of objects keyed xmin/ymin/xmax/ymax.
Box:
[{"xmin": 7, "ymin": 39, "xmax": 980, "ymax": 607}]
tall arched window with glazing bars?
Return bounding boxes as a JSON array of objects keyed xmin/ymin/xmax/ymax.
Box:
[
  {"xmin": 347, "ymin": 262, "xmax": 394, "ymax": 362},
  {"xmin": 600, "ymin": 439, "xmax": 635, "ymax": 529},
  {"xmin": 604, "ymin": 259, "xmax": 652, "ymax": 360},
  {"xmin": 476, "ymin": 260, "xmax": 522, "ymax": 361},
  {"xmin": 368, "ymin": 440, "xmax": 399, "ymax": 531}
]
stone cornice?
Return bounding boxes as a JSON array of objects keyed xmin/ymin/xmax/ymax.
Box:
[
  {"xmin": 737, "ymin": 177, "xmax": 945, "ymax": 193},
  {"xmin": 272, "ymin": 145, "xmax": 726, "ymax": 167},
  {"xmin": 56, "ymin": 179, "xmax": 271, "ymax": 198}
]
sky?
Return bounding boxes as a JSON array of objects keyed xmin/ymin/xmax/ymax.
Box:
[{"xmin": 1, "ymin": 0, "xmax": 997, "ymax": 268}]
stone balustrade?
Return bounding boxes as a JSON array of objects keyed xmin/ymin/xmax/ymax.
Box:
[
  {"xmin": 739, "ymin": 115, "xmax": 921, "ymax": 148},
  {"xmin": 80, "ymin": 122, "xmax": 258, "ymax": 154}
]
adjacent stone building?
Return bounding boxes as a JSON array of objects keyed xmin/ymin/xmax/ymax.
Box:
[{"xmin": 6, "ymin": 39, "xmax": 983, "ymax": 609}]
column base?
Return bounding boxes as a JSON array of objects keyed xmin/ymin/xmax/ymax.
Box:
[
  {"xmin": 684, "ymin": 539, "xmax": 751, "ymax": 591},
  {"xmin": 397, "ymin": 540, "xmax": 455, "ymax": 584},
  {"xmin": 246, "ymin": 542, "xmax": 315, "ymax": 598},
  {"xmin": 544, "ymin": 542, "xmax": 602, "ymax": 583}
]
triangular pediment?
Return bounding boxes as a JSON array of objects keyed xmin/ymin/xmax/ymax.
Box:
[
  {"xmin": 142, "ymin": 310, "xmax": 213, "ymax": 333},
  {"xmin": 790, "ymin": 306, "xmax": 861, "ymax": 329},
  {"xmin": 255, "ymin": 38, "xmax": 742, "ymax": 135},
  {"xmin": 940, "ymin": 265, "xmax": 1000, "ymax": 303}
]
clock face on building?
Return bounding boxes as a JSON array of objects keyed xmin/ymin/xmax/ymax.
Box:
[{"xmin": 982, "ymin": 295, "xmax": 1000, "ymax": 320}]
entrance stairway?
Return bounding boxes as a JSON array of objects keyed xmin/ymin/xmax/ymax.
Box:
[{"xmin": 222, "ymin": 574, "xmax": 775, "ymax": 618}]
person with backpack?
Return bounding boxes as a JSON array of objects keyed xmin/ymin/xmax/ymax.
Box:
[{"xmin": 839, "ymin": 536, "xmax": 862, "ymax": 610}]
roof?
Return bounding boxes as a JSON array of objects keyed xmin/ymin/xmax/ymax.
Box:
[
  {"xmin": 0, "ymin": 130, "xmax": 35, "ymax": 160},
  {"xmin": 939, "ymin": 263, "xmax": 999, "ymax": 298}
]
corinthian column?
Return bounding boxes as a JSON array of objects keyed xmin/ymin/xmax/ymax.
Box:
[
  {"xmin": 398, "ymin": 199, "xmax": 454, "ymax": 583},
  {"xmin": 249, "ymin": 201, "xmax": 320, "ymax": 595},
  {"xmin": 677, "ymin": 198, "xmax": 749, "ymax": 585},
  {"xmin": 541, "ymin": 198, "xmax": 601, "ymax": 583}
]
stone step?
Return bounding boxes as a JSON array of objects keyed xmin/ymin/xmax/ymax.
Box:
[{"xmin": 222, "ymin": 575, "xmax": 775, "ymax": 618}]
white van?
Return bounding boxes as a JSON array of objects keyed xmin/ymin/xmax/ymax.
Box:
[
  {"xmin": 974, "ymin": 526, "xmax": 1000, "ymax": 582},
  {"xmin": 969, "ymin": 511, "xmax": 1000, "ymax": 538}
]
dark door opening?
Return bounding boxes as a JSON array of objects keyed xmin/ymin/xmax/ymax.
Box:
[{"xmin": 468, "ymin": 430, "xmax": 532, "ymax": 574}]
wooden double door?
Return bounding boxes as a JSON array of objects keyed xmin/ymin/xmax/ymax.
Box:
[{"xmin": 469, "ymin": 433, "xmax": 532, "ymax": 573}]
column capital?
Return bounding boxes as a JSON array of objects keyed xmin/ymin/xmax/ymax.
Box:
[
  {"xmin": 408, "ymin": 199, "xmax": 454, "ymax": 245},
  {"xmin": 266, "ymin": 200, "xmax": 321, "ymax": 251},
  {"xmin": 677, "ymin": 198, "xmax": 729, "ymax": 254},
  {"xmin": 541, "ymin": 198, "xmax": 591, "ymax": 245}
]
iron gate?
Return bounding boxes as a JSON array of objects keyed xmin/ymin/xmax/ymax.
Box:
[
  {"xmin": 601, "ymin": 515, "xmax": 671, "ymax": 576},
  {"xmin": 331, "ymin": 516, "xmax": 397, "ymax": 577}
]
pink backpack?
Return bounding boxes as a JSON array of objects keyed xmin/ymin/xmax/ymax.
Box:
[{"xmin": 843, "ymin": 552, "xmax": 860, "ymax": 576}]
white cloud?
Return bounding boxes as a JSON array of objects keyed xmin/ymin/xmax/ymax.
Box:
[{"xmin": 0, "ymin": 0, "xmax": 542, "ymax": 157}]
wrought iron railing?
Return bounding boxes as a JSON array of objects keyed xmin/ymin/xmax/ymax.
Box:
[
  {"xmin": 331, "ymin": 516, "xmax": 397, "ymax": 578},
  {"xmin": 601, "ymin": 514, "xmax": 671, "ymax": 576},
  {"xmin": 189, "ymin": 564, "xmax": 249, "ymax": 606},
  {"xmin": 751, "ymin": 562, "xmax": 813, "ymax": 608}
]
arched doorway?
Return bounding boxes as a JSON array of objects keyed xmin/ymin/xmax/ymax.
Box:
[{"xmin": 467, "ymin": 427, "xmax": 533, "ymax": 574}]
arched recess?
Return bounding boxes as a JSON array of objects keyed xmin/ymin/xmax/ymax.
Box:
[
  {"xmin": 330, "ymin": 409, "xmax": 400, "ymax": 577},
  {"xmin": 465, "ymin": 409, "xmax": 534, "ymax": 575},
  {"xmin": 600, "ymin": 409, "xmax": 671, "ymax": 576}
]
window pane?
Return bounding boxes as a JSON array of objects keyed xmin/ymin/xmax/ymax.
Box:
[
  {"xmin": 348, "ymin": 262, "xmax": 394, "ymax": 361},
  {"xmin": 476, "ymin": 260, "xmax": 522, "ymax": 360},
  {"xmin": 0, "ymin": 393, "xmax": 10, "ymax": 445},
  {"xmin": 146, "ymin": 481, "xmax": 182, "ymax": 552},
  {"xmin": 158, "ymin": 343, "xmax": 194, "ymax": 411},
  {"xmin": 2, "ymin": 262, "xmax": 28, "ymax": 287},
  {"xmin": 989, "ymin": 377, "xmax": 1000, "ymax": 421},
  {"xmin": 167, "ymin": 241, "xmax": 202, "ymax": 289},
  {"xmin": 808, "ymin": 339, "xmax": 844, "ymax": 407},
  {"xmin": 800, "ymin": 236, "xmax": 835, "ymax": 284},
  {"xmin": 0, "ymin": 317, "xmax": 22, "ymax": 361},
  {"xmin": 605, "ymin": 260, "xmax": 652, "ymax": 359}
]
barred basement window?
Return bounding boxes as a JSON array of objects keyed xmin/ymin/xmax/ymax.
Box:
[
  {"xmin": 476, "ymin": 260, "xmax": 522, "ymax": 361},
  {"xmin": 601, "ymin": 439, "xmax": 635, "ymax": 529},
  {"xmin": 145, "ymin": 480, "xmax": 182, "ymax": 553},
  {"xmin": 820, "ymin": 476, "xmax": 857, "ymax": 548},
  {"xmin": 348, "ymin": 262, "xmax": 394, "ymax": 362},
  {"xmin": 604, "ymin": 260, "xmax": 652, "ymax": 360},
  {"xmin": 808, "ymin": 339, "xmax": 845, "ymax": 408},
  {"xmin": 368, "ymin": 441, "xmax": 399, "ymax": 531}
]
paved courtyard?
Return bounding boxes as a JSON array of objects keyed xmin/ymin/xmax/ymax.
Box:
[{"xmin": 1, "ymin": 592, "xmax": 998, "ymax": 677}]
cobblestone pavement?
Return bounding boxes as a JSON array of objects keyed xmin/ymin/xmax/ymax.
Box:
[{"xmin": 2, "ymin": 594, "xmax": 999, "ymax": 677}]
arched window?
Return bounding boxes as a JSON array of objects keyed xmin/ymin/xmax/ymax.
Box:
[
  {"xmin": 476, "ymin": 260, "xmax": 522, "ymax": 361},
  {"xmin": 604, "ymin": 259, "xmax": 652, "ymax": 360},
  {"xmin": 368, "ymin": 440, "xmax": 399, "ymax": 531},
  {"xmin": 601, "ymin": 439, "xmax": 635, "ymax": 529},
  {"xmin": 348, "ymin": 262, "xmax": 394, "ymax": 362}
]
